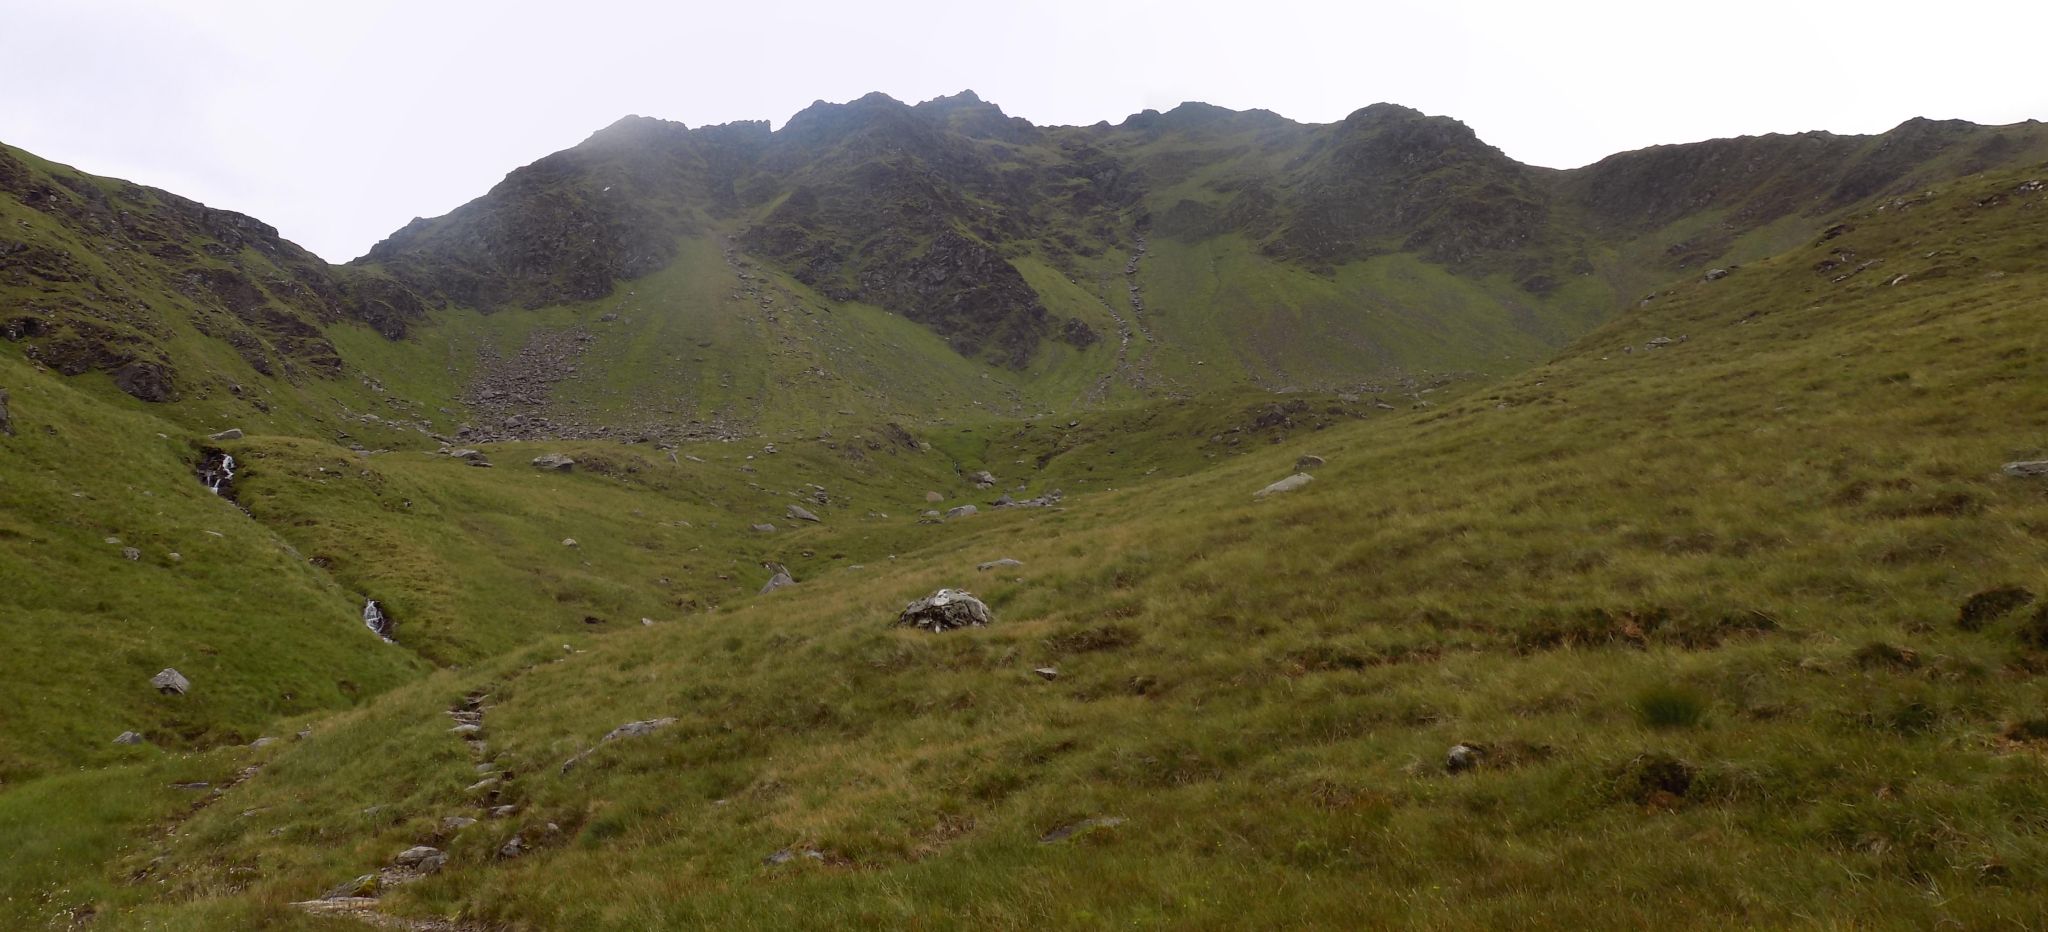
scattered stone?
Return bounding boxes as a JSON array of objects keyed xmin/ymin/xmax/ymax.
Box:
[
  {"xmin": 1254, "ymin": 473, "xmax": 1314, "ymax": 498},
  {"xmin": 450, "ymin": 724, "xmax": 482, "ymax": 736},
  {"xmin": 897, "ymin": 588, "xmax": 993, "ymax": 632},
  {"xmin": 114, "ymin": 731, "xmax": 144, "ymax": 745},
  {"xmin": 1959, "ymin": 587, "xmax": 2036, "ymax": 631},
  {"xmin": 1294, "ymin": 454, "xmax": 1326, "ymax": 471},
  {"xmin": 977, "ymin": 558, "xmax": 1024, "ymax": 572},
  {"xmin": 562, "ymin": 537, "xmax": 579, "ymax": 548},
  {"xmin": 531, "ymin": 453, "xmax": 575, "ymax": 471},
  {"xmin": 498, "ymin": 835, "xmax": 525, "ymax": 859},
  {"xmin": 490, "ymin": 805, "xmax": 518, "ymax": 818},
  {"xmin": 641, "ymin": 617, "xmax": 656, "ymax": 626},
  {"xmin": 760, "ymin": 562, "xmax": 797, "ymax": 594},
  {"xmin": 441, "ymin": 816, "xmax": 478, "ymax": 832},
  {"xmin": 970, "ymin": 470, "xmax": 998, "ymax": 488},
  {"xmin": 945, "ymin": 504, "xmax": 979, "ymax": 519},
  {"xmin": 1647, "ymin": 336, "xmax": 1674, "ymax": 347},
  {"xmin": 250, "ymin": 737, "xmax": 277, "ymax": 749},
  {"xmin": 1033, "ymin": 667, "xmax": 1059, "ymax": 681},
  {"xmin": 786, "ymin": 504, "xmax": 822, "ymax": 523},
  {"xmin": 750, "ymin": 523, "xmax": 776, "ymax": 534},
  {"xmin": 171, "ymin": 781, "xmax": 211, "ymax": 791},
  {"xmin": 1703, "ymin": 268, "xmax": 1730, "ymax": 281},
  {"xmin": 466, "ymin": 776, "xmax": 500, "ymax": 793},
  {"xmin": 151, "ymin": 668, "xmax": 190, "ymax": 695},
  {"xmin": 1039, "ymin": 816, "xmax": 1125, "ymax": 843},
  {"xmin": 208, "ymin": 428, "xmax": 244, "ymax": 441},
  {"xmin": 393, "ymin": 846, "xmax": 447, "ymax": 873},
  {"xmin": 1445, "ymin": 743, "xmax": 1484, "ymax": 774},
  {"xmin": 764, "ymin": 847, "xmax": 826, "ymax": 866},
  {"xmin": 121, "ymin": 547, "xmax": 141, "ymax": 561},
  {"xmin": 603, "ymin": 717, "xmax": 678, "ymax": 742},
  {"xmin": 2004, "ymin": 461, "xmax": 2048, "ymax": 478},
  {"xmin": 925, "ymin": 491, "xmax": 944, "ymax": 503}
]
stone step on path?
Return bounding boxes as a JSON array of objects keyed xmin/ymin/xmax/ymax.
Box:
[{"xmin": 292, "ymin": 688, "xmax": 504, "ymax": 929}]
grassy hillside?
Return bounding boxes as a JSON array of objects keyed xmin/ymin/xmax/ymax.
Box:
[{"xmin": 6, "ymin": 162, "xmax": 2046, "ymax": 930}]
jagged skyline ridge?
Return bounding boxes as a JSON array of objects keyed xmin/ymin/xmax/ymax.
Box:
[{"xmin": 1, "ymin": 0, "xmax": 2040, "ymax": 261}]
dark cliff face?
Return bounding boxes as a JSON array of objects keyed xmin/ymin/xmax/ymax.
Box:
[
  {"xmin": 0, "ymin": 145, "xmax": 424, "ymax": 402},
  {"xmin": 349, "ymin": 95, "xmax": 2048, "ymax": 370},
  {"xmin": 1265, "ymin": 105, "xmax": 1565, "ymax": 275}
]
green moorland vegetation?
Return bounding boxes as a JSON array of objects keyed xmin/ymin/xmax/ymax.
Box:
[{"xmin": 3, "ymin": 153, "xmax": 2047, "ymax": 931}]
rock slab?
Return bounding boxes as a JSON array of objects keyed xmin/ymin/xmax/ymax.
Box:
[
  {"xmin": 151, "ymin": 668, "xmax": 190, "ymax": 695},
  {"xmin": 1255, "ymin": 473, "xmax": 1314, "ymax": 498}
]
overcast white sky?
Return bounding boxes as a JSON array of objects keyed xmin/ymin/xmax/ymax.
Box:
[{"xmin": 2, "ymin": 0, "xmax": 2040, "ymax": 262}]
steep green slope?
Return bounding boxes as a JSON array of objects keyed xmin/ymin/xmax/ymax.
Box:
[
  {"xmin": 13, "ymin": 160, "xmax": 2046, "ymax": 931},
  {"xmin": 0, "ymin": 352, "xmax": 427, "ymax": 781}
]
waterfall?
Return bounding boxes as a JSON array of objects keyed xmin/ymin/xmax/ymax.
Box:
[
  {"xmin": 363, "ymin": 599, "xmax": 395, "ymax": 642},
  {"xmin": 208, "ymin": 454, "xmax": 235, "ymax": 495}
]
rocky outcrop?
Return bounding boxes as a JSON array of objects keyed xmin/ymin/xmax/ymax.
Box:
[
  {"xmin": 0, "ymin": 145, "xmax": 430, "ymax": 406},
  {"xmin": 897, "ymin": 588, "xmax": 992, "ymax": 632}
]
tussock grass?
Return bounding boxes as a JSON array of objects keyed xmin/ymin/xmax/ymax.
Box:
[{"xmin": 8, "ymin": 168, "xmax": 2048, "ymax": 929}]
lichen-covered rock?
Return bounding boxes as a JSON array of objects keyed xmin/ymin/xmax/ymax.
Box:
[{"xmin": 897, "ymin": 588, "xmax": 992, "ymax": 632}]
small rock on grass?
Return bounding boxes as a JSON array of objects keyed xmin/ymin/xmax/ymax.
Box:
[
  {"xmin": 393, "ymin": 846, "xmax": 447, "ymax": 873},
  {"xmin": 977, "ymin": 558, "xmax": 1023, "ymax": 572},
  {"xmin": 1254, "ymin": 473, "xmax": 1313, "ymax": 498},
  {"xmin": 1039, "ymin": 816, "xmax": 1125, "ymax": 843}
]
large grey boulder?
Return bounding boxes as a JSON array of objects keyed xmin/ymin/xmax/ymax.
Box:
[
  {"xmin": 151, "ymin": 668, "xmax": 190, "ymax": 695},
  {"xmin": 2004, "ymin": 461, "xmax": 2048, "ymax": 478},
  {"xmin": 897, "ymin": 588, "xmax": 993, "ymax": 632},
  {"xmin": 945, "ymin": 504, "xmax": 979, "ymax": 519},
  {"xmin": 786, "ymin": 504, "xmax": 822, "ymax": 523},
  {"xmin": 531, "ymin": 453, "xmax": 575, "ymax": 471},
  {"xmin": 969, "ymin": 470, "xmax": 997, "ymax": 488},
  {"xmin": 1254, "ymin": 473, "xmax": 1314, "ymax": 498}
]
